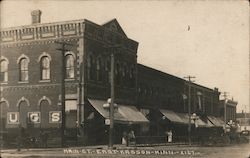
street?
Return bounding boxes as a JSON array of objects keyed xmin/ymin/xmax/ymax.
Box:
[{"xmin": 1, "ymin": 143, "xmax": 250, "ymax": 158}]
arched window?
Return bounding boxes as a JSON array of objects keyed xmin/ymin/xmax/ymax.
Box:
[
  {"xmin": 96, "ymin": 57, "xmax": 102, "ymax": 81},
  {"xmin": 115, "ymin": 62, "xmax": 120, "ymax": 85},
  {"xmin": 105, "ymin": 57, "xmax": 111, "ymax": 83},
  {"xmin": 87, "ymin": 54, "xmax": 95, "ymax": 80},
  {"xmin": 0, "ymin": 100, "xmax": 8, "ymax": 130},
  {"xmin": 65, "ymin": 54, "xmax": 75, "ymax": 79},
  {"xmin": 40, "ymin": 56, "xmax": 50, "ymax": 80},
  {"xmin": 17, "ymin": 97, "xmax": 29, "ymax": 128},
  {"xmin": 19, "ymin": 58, "xmax": 29, "ymax": 81},
  {"xmin": 129, "ymin": 65, "xmax": 135, "ymax": 87},
  {"xmin": 0, "ymin": 59, "xmax": 8, "ymax": 82}
]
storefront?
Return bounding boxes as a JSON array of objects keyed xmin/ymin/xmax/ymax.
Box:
[{"xmin": 84, "ymin": 99, "xmax": 149, "ymax": 145}]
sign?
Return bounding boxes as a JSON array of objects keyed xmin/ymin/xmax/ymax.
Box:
[
  {"xmin": 7, "ymin": 112, "xmax": 19, "ymax": 124},
  {"xmin": 105, "ymin": 118, "xmax": 110, "ymax": 125},
  {"xmin": 28, "ymin": 112, "xmax": 40, "ymax": 123},
  {"xmin": 6, "ymin": 111, "xmax": 62, "ymax": 125},
  {"xmin": 63, "ymin": 148, "xmax": 198, "ymax": 156},
  {"xmin": 49, "ymin": 111, "xmax": 62, "ymax": 123}
]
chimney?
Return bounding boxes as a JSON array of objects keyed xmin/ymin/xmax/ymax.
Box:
[{"xmin": 31, "ymin": 10, "xmax": 42, "ymax": 24}]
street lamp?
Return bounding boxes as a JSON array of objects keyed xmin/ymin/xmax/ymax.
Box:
[
  {"xmin": 191, "ymin": 113, "xmax": 199, "ymax": 128},
  {"xmin": 191, "ymin": 113, "xmax": 199, "ymax": 143}
]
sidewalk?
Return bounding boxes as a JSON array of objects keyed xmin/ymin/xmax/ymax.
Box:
[{"xmin": 1, "ymin": 142, "xmax": 190, "ymax": 153}]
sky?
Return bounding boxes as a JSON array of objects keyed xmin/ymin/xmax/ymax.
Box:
[{"xmin": 1, "ymin": 0, "xmax": 249, "ymax": 113}]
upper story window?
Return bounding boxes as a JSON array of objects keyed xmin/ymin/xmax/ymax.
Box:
[
  {"xmin": 87, "ymin": 54, "xmax": 95, "ymax": 80},
  {"xmin": 96, "ymin": 56, "xmax": 102, "ymax": 81},
  {"xmin": 115, "ymin": 62, "xmax": 121, "ymax": 85},
  {"xmin": 0, "ymin": 58, "xmax": 8, "ymax": 82},
  {"xmin": 19, "ymin": 58, "xmax": 29, "ymax": 82},
  {"xmin": 40, "ymin": 56, "xmax": 50, "ymax": 80},
  {"xmin": 65, "ymin": 54, "xmax": 75, "ymax": 79}
]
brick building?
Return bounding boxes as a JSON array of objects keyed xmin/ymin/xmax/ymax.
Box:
[{"xmin": 0, "ymin": 10, "xmax": 228, "ymax": 146}]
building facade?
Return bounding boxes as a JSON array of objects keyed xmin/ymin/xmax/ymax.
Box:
[
  {"xmin": 236, "ymin": 113, "xmax": 250, "ymax": 131},
  {"xmin": 0, "ymin": 10, "xmax": 230, "ymax": 147}
]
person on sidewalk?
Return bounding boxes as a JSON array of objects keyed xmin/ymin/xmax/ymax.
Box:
[
  {"xmin": 128, "ymin": 130, "xmax": 136, "ymax": 146},
  {"xmin": 167, "ymin": 130, "xmax": 173, "ymax": 143},
  {"xmin": 122, "ymin": 131, "xmax": 128, "ymax": 146}
]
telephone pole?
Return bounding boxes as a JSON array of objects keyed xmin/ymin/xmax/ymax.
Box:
[
  {"xmin": 109, "ymin": 52, "xmax": 115, "ymax": 148},
  {"xmin": 184, "ymin": 76, "xmax": 195, "ymax": 146},
  {"xmin": 56, "ymin": 41, "xmax": 73, "ymax": 147},
  {"xmin": 222, "ymin": 92, "xmax": 229, "ymax": 126},
  {"xmin": 104, "ymin": 45, "xmax": 121, "ymax": 148}
]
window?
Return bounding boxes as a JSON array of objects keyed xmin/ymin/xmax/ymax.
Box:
[
  {"xmin": 96, "ymin": 57, "xmax": 102, "ymax": 81},
  {"xmin": 65, "ymin": 55, "xmax": 75, "ymax": 79},
  {"xmin": 87, "ymin": 54, "xmax": 95, "ymax": 80},
  {"xmin": 115, "ymin": 62, "xmax": 120, "ymax": 85},
  {"xmin": 129, "ymin": 65, "xmax": 135, "ymax": 87},
  {"xmin": 0, "ymin": 59, "xmax": 8, "ymax": 82},
  {"xmin": 105, "ymin": 58, "xmax": 110, "ymax": 83},
  {"xmin": 41, "ymin": 56, "xmax": 50, "ymax": 80},
  {"xmin": 19, "ymin": 58, "xmax": 29, "ymax": 81}
]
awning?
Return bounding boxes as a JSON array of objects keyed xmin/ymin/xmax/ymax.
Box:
[
  {"xmin": 88, "ymin": 99, "xmax": 149, "ymax": 124},
  {"xmin": 207, "ymin": 116, "xmax": 225, "ymax": 127},
  {"xmin": 160, "ymin": 109, "xmax": 213, "ymax": 127},
  {"xmin": 160, "ymin": 109, "xmax": 184, "ymax": 124}
]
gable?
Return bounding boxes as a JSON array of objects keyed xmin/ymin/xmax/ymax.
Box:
[{"xmin": 102, "ymin": 19, "xmax": 127, "ymax": 37}]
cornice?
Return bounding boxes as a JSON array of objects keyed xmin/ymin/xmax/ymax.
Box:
[
  {"xmin": 0, "ymin": 37, "xmax": 81, "ymax": 48},
  {"xmin": 0, "ymin": 20, "xmax": 84, "ymax": 45}
]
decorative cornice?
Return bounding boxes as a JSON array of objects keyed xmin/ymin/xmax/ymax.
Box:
[
  {"xmin": 1, "ymin": 82, "xmax": 79, "ymax": 91},
  {"xmin": 0, "ymin": 37, "xmax": 80, "ymax": 48},
  {"xmin": 0, "ymin": 20, "xmax": 84, "ymax": 44}
]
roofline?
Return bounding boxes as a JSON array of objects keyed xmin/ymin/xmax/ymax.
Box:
[
  {"xmin": 1, "ymin": 19, "xmax": 86, "ymax": 31},
  {"xmin": 137, "ymin": 63, "xmax": 220, "ymax": 93}
]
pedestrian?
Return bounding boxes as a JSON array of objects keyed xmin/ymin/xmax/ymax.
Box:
[
  {"xmin": 167, "ymin": 130, "xmax": 173, "ymax": 143},
  {"xmin": 128, "ymin": 130, "xmax": 136, "ymax": 146},
  {"xmin": 122, "ymin": 131, "xmax": 128, "ymax": 146}
]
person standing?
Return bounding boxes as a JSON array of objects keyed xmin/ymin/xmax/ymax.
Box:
[{"xmin": 167, "ymin": 130, "xmax": 173, "ymax": 143}]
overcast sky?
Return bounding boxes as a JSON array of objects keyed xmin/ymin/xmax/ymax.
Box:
[{"xmin": 1, "ymin": 0, "xmax": 249, "ymax": 113}]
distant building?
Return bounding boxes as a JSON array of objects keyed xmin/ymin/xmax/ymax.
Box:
[
  {"xmin": 219, "ymin": 99, "xmax": 238, "ymax": 123},
  {"xmin": 236, "ymin": 112, "xmax": 250, "ymax": 131}
]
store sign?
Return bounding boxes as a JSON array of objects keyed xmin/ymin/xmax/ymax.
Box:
[
  {"xmin": 6, "ymin": 111, "xmax": 62, "ymax": 124},
  {"xmin": 7, "ymin": 112, "xmax": 19, "ymax": 124},
  {"xmin": 49, "ymin": 111, "xmax": 62, "ymax": 123},
  {"xmin": 28, "ymin": 112, "xmax": 40, "ymax": 123}
]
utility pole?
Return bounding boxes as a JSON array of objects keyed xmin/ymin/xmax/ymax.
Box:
[
  {"xmin": 109, "ymin": 52, "xmax": 115, "ymax": 148},
  {"xmin": 184, "ymin": 76, "xmax": 195, "ymax": 146},
  {"xmin": 244, "ymin": 105, "xmax": 247, "ymax": 128},
  {"xmin": 56, "ymin": 41, "xmax": 72, "ymax": 147},
  {"xmin": 222, "ymin": 92, "xmax": 229, "ymax": 127}
]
